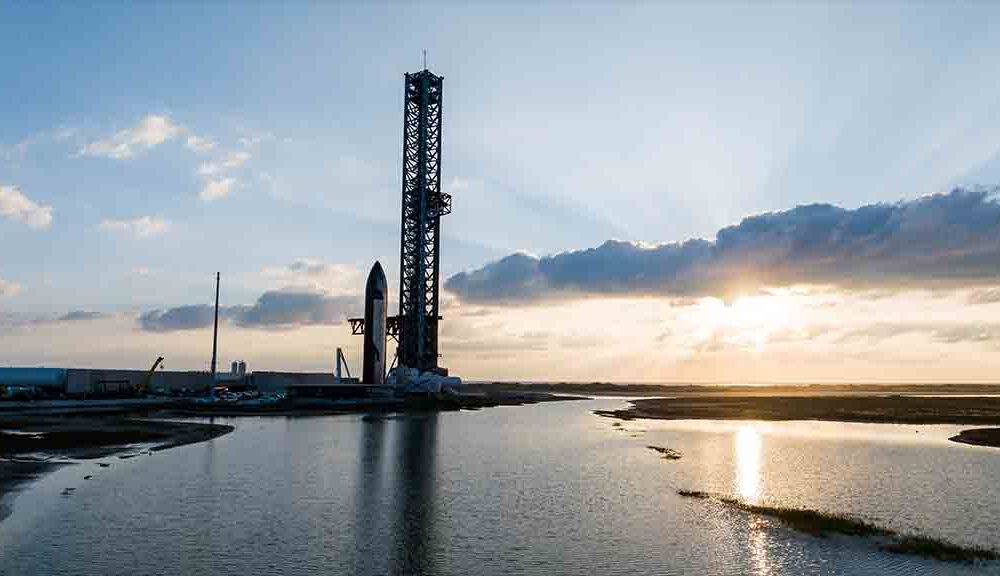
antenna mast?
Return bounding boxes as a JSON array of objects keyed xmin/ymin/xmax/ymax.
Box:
[{"xmin": 210, "ymin": 272, "xmax": 220, "ymax": 397}]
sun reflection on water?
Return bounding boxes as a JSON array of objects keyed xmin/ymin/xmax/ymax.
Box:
[
  {"xmin": 735, "ymin": 426, "xmax": 770, "ymax": 574},
  {"xmin": 735, "ymin": 426, "xmax": 762, "ymax": 503},
  {"xmin": 747, "ymin": 518, "xmax": 772, "ymax": 576}
]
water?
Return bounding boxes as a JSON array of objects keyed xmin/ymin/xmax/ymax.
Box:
[{"xmin": 1, "ymin": 398, "xmax": 998, "ymax": 575}]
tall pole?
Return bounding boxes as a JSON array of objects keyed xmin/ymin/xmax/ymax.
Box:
[{"xmin": 210, "ymin": 271, "xmax": 220, "ymax": 398}]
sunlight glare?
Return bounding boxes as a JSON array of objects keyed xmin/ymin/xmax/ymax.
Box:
[{"xmin": 735, "ymin": 426, "xmax": 762, "ymax": 502}]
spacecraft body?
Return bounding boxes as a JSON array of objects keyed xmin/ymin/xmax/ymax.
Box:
[{"xmin": 362, "ymin": 261, "xmax": 388, "ymax": 385}]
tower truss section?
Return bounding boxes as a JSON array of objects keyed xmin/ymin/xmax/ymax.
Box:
[{"xmin": 397, "ymin": 69, "xmax": 450, "ymax": 372}]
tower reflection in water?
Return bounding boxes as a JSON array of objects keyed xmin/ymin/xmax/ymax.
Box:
[
  {"xmin": 355, "ymin": 415, "xmax": 386, "ymax": 574},
  {"xmin": 354, "ymin": 412, "xmax": 439, "ymax": 575}
]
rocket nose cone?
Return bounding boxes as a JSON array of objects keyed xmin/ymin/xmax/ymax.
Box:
[{"xmin": 366, "ymin": 260, "xmax": 387, "ymax": 295}]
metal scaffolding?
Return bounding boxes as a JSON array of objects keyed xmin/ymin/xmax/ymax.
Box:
[{"xmin": 397, "ymin": 69, "xmax": 450, "ymax": 372}]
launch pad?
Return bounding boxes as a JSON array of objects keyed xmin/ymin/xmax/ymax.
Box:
[{"xmin": 349, "ymin": 68, "xmax": 451, "ymax": 383}]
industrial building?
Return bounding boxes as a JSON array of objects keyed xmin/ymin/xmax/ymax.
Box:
[
  {"xmin": 0, "ymin": 366, "xmax": 368, "ymax": 400},
  {"xmin": 0, "ymin": 366, "xmax": 211, "ymax": 399}
]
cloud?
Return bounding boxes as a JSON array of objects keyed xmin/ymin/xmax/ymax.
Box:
[
  {"xmin": 99, "ymin": 216, "xmax": 170, "ymax": 238},
  {"xmin": 0, "ymin": 185, "xmax": 52, "ymax": 229},
  {"xmin": 839, "ymin": 322, "xmax": 1000, "ymax": 345},
  {"xmin": 228, "ymin": 291, "xmax": 358, "ymax": 329},
  {"xmin": 2, "ymin": 126, "xmax": 79, "ymax": 163},
  {"xmin": 199, "ymin": 178, "xmax": 236, "ymax": 201},
  {"xmin": 197, "ymin": 151, "xmax": 251, "ymax": 177},
  {"xmin": 238, "ymin": 132, "xmax": 274, "ymax": 148},
  {"xmin": 447, "ymin": 188, "xmax": 1000, "ymax": 304},
  {"xmin": 0, "ymin": 276, "xmax": 21, "ymax": 298},
  {"xmin": 137, "ymin": 290, "xmax": 359, "ymax": 332},
  {"xmin": 79, "ymin": 115, "xmax": 183, "ymax": 159},
  {"xmin": 139, "ymin": 305, "xmax": 216, "ymax": 332},
  {"xmin": 185, "ymin": 135, "xmax": 215, "ymax": 153},
  {"xmin": 131, "ymin": 266, "xmax": 159, "ymax": 277},
  {"xmin": 58, "ymin": 310, "xmax": 107, "ymax": 322},
  {"xmin": 967, "ymin": 287, "xmax": 1000, "ymax": 305},
  {"xmin": 260, "ymin": 259, "xmax": 363, "ymax": 294},
  {"xmin": 195, "ymin": 147, "xmax": 252, "ymax": 201}
]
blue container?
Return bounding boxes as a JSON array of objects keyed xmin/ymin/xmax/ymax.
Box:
[{"xmin": 0, "ymin": 367, "xmax": 67, "ymax": 388}]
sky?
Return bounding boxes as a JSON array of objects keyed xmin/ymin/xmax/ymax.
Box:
[{"xmin": 4, "ymin": 3, "xmax": 1000, "ymax": 383}]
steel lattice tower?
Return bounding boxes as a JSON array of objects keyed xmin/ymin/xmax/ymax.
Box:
[{"xmin": 397, "ymin": 69, "xmax": 450, "ymax": 372}]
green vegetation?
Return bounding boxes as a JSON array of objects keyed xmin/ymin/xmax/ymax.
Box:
[
  {"xmin": 677, "ymin": 490, "xmax": 998, "ymax": 564},
  {"xmin": 646, "ymin": 445, "xmax": 682, "ymax": 460}
]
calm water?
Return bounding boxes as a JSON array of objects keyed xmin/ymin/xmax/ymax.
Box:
[{"xmin": 1, "ymin": 398, "xmax": 999, "ymax": 575}]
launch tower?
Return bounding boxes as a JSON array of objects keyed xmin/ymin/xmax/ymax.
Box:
[{"xmin": 396, "ymin": 69, "xmax": 450, "ymax": 373}]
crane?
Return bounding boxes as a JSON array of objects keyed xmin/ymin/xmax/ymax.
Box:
[{"xmin": 136, "ymin": 356, "xmax": 164, "ymax": 396}]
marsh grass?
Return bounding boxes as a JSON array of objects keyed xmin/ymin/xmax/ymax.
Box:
[
  {"xmin": 676, "ymin": 489, "xmax": 998, "ymax": 563},
  {"xmin": 646, "ymin": 445, "xmax": 682, "ymax": 460},
  {"xmin": 881, "ymin": 535, "xmax": 999, "ymax": 563},
  {"xmin": 715, "ymin": 497, "xmax": 892, "ymax": 538},
  {"xmin": 677, "ymin": 489, "xmax": 711, "ymax": 499}
]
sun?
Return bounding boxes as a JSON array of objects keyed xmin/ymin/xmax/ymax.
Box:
[{"xmin": 697, "ymin": 292, "xmax": 798, "ymax": 352}]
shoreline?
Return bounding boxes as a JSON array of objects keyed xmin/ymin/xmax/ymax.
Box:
[
  {"xmin": 0, "ymin": 416, "xmax": 234, "ymax": 522},
  {"xmin": 0, "ymin": 459, "xmax": 65, "ymax": 524},
  {"xmin": 163, "ymin": 390, "xmax": 586, "ymax": 417},
  {"xmin": 949, "ymin": 428, "xmax": 1000, "ymax": 448},
  {"xmin": 0, "ymin": 392, "xmax": 580, "ymax": 520},
  {"xmin": 472, "ymin": 382, "xmax": 1000, "ymax": 397},
  {"xmin": 595, "ymin": 395, "xmax": 1000, "ymax": 447}
]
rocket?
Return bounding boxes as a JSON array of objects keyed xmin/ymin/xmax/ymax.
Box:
[{"xmin": 362, "ymin": 261, "xmax": 388, "ymax": 385}]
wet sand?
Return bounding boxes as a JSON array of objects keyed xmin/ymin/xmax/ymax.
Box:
[
  {"xmin": 596, "ymin": 396, "xmax": 1000, "ymax": 446},
  {"xmin": 0, "ymin": 416, "xmax": 233, "ymax": 519}
]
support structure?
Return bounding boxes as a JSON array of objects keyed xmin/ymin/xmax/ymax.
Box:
[
  {"xmin": 210, "ymin": 272, "xmax": 220, "ymax": 397},
  {"xmin": 335, "ymin": 347, "xmax": 351, "ymax": 382},
  {"xmin": 397, "ymin": 69, "xmax": 450, "ymax": 373}
]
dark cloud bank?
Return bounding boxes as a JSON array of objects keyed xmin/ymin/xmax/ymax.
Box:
[
  {"xmin": 446, "ymin": 188, "xmax": 1000, "ymax": 303},
  {"xmin": 139, "ymin": 291, "xmax": 358, "ymax": 332}
]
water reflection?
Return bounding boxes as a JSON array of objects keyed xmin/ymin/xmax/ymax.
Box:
[
  {"xmin": 354, "ymin": 416, "xmax": 386, "ymax": 573},
  {"xmin": 736, "ymin": 426, "xmax": 770, "ymax": 575},
  {"xmin": 353, "ymin": 413, "xmax": 440, "ymax": 575},
  {"xmin": 735, "ymin": 426, "xmax": 761, "ymax": 502},
  {"xmin": 747, "ymin": 518, "xmax": 772, "ymax": 576},
  {"xmin": 390, "ymin": 413, "xmax": 439, "ymax": 575},
  {"xmin": 6, "ymin": 400, "xmax": 996, "ymax": 576}
]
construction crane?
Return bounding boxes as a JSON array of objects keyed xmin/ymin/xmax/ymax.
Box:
[{"xmin": 136, "ymin": 356, "xmax": 164, "ymax": 395}]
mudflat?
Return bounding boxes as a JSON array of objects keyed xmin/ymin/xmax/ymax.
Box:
[
  {"xmin": 474, "ymin": 382, "xmax": 1000, "ymax": 397},
  {"xmin": 949, "ymin": 428, "xmax": 1000, "ymax": 448},
  {"xmin": 595, "ymin": 396, "xmax": 1000, "ymax": 446},
  {"xmin": 0, "ymin": 416, "xmax": 233, "ymax": 517}
]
